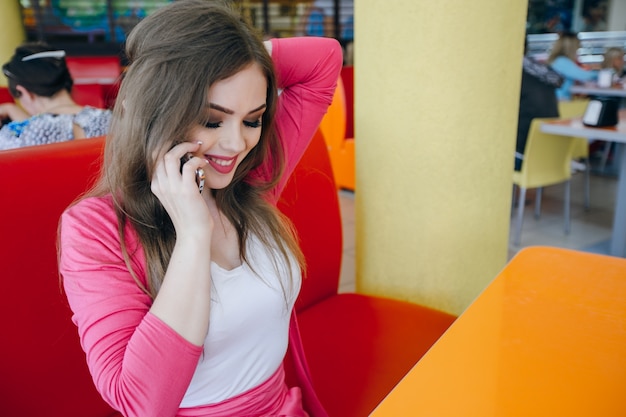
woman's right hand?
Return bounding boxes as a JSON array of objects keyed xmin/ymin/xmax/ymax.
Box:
[
  {"xmin": 150, "ymin": 141, "xmax": 214, "ymax": 346},
  {"xmin": 151, "ymin": 141, "xmax": 213, "ymax": 241}
]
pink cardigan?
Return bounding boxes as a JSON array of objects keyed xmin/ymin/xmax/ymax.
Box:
[{"xmin": 59, "ymin": 37, "xmax": 342, "ymax": 417}]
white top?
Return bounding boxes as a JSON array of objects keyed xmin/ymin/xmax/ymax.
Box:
[{"xmin": 180, "ymin": 234, "xmax": 301, "ymax": 407}]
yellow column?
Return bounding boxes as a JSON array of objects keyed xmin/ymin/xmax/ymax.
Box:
[
  {"xmin": 0, "ymin": 2, "xmax": 25, "ymax": 87},
  {"xmin": 354, "ymin": 1, "xmax": 527, "ymax": 315}
]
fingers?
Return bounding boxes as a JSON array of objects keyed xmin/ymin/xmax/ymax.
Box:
[{"xmin": 151, "ymin": 141, "xmax": 207, "ymax": 199}]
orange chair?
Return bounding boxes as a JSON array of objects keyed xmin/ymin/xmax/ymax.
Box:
[
  {"xmin": 279, "ymin": 129, "xmax": 456, "ymax": 417},
  {"xmin": 319, "ymin": 76, "xmax": 355, "ymax": 191},
  {"xmin": 0, "ymin": 137, "xmax": 122, "ymax": 417}
]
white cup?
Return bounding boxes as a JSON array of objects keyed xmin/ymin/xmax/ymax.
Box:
[{"xmin": 598, "ymin": 69, "xmax": 614, "ymax": 88}]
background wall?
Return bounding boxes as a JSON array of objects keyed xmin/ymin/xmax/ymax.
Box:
[
  {"xmin": 0, "ymin": 2, "xmax": 25, "ymax": 88},
  {"xmin": 608, "ymin": 0, "xmax": 626, "ymax": 30},
  {"xmin": 354, "ymin": 0, "xmax": 528, "ymax": 315}
]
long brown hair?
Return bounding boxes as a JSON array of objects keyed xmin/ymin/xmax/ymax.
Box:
[
  {"xmin": 548, "ymin": 32, "xmax": 581, "ymax": 64},
  {"xmin": 89, "ymin": 0, "xmax": 303, "ymax": 298}
]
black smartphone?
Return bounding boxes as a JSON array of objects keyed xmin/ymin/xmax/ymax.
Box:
[{"xmin": 180, "ymin": 153, "xmax": 205, "ymax": 193}]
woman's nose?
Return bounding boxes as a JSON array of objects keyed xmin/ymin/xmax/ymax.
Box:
[{"xmin": 220, "ymin": 124, "xmax": 246, "ymax": 153}]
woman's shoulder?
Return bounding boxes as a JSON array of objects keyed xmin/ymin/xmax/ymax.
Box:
[
  {"xmin": 63, "ymin": 195, "xmax": 117, "ymax": 231},
  {"xmin": 75, "ymin": 106, "xmax": 112, "ymax": 121}
]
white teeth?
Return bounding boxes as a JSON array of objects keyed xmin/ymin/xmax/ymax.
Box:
[{"xmin": 209, "ymin": 157, "xmax": 233, "ymax": 166}]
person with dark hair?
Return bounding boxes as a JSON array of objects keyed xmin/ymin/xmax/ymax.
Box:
[
  {"xmin": 582, "ymin": 0, "xmax": 608, "ymax": 32},
  {"xmin": 516, "ymin": 38, "xmax": 563, "ymax": 171},
  {"xmin": 0, "ymin": 43, "xmax": 111, "ymax": 150},
  {"xmin": 57, "ymin": 0, "xmax": 342, "ymax": 416}
]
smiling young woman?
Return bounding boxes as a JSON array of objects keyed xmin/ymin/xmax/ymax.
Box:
[{"xmin": 57, "ymin": 1, "xmax": 343, "ymax": 416}]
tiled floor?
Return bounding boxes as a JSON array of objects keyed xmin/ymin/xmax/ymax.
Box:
[{"xmin": 337, "ymin": 162, "xmax": 620, "ymax": 293}]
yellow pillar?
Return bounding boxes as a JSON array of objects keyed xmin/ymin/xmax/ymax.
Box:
[
  {"xmin": 0, "ymin": 2, "xmax": 25, "ymax": 87},
  {"xmin": 354, "ymin": 1, "xmax": 527, "ymax": 315}
]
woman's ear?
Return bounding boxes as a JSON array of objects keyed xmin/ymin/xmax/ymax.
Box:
[
  {"xmin": 14, "ymin": 85, "xmax": 38, "ymax": 116},
  {"xmin": 15, "ymin": 85, "xmax": 31, "ymax": 101}
]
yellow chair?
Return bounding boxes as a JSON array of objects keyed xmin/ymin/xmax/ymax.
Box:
[
  {"xmin": 319, "ymin": 76, "xmax": 355, "ymax": 191},
  {"xmin": 512, "ymin": 118, "xmax": 576, "ymax": 246},
  {"xmin": 558, "ymin": 99, "xmax": 590, "ymax": 208}
]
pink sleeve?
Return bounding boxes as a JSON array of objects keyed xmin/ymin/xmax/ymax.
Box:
[
  {"xmin": 59, "ymin": 197, "xmax": 203, "ymax": 417},
  {"xmin": 265, "ymin": 36, "xmax": 344, "ymax": 200}
]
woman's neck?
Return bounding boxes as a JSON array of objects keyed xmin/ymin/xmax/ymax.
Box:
[{"xmin": 37, "ymin": 91, "xmax": 82, "ymax": 115}]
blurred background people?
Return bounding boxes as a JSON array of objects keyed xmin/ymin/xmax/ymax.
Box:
[
  {"xmin": 547, "ymin": 32, "xmax": 598, "ymax": 100},
  {"xmin": 581, "ymin": 0, "xmax": 609, "ymax": 32},
  {"xmin": 0, "ymin": 42, "xmax": 111, "ymax": 150},
  {"xmin": 516, "ymin": 38, "xmax": 563, "ymax": 171},
  {"xmin": 602, "ymin": 46, "xmax": 625, "ymax": 79}
]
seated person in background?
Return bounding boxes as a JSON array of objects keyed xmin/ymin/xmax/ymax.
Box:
[
  {"xmin": 602, "ymin": 47, "xmax": 625, "ymax": 79},
  {"xmin": 547, "ymin": 32, "xmax": 598, "ymax": 100},
  {"xmin": 516, "ymin": 39, "xmax": 563, "ymax": 171},
  {"xmin": 0, "ymin": 43, "xmax": 111, "ymax": 150}
]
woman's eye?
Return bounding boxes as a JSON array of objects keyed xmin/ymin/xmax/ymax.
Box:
[
  {"xmin": 204, "ymin": 121, "xmax": 221, "ymax": 129},
  {"xmin": 244, "ymin": 119, "xmax": 262, "ymax": 128}
]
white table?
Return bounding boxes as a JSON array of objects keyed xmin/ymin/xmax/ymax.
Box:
[
  {"xmin": 570, "ymin": 84, "xmax": 626, "ymax": 98},
  {"xmin": 541, "ymin": 109, "xmax": 626, "ymax": 257}
]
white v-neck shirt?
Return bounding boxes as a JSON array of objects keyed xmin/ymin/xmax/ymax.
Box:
[{"xmin": 180, "ymin": 234, "xmax": 301, "ymax": 407}]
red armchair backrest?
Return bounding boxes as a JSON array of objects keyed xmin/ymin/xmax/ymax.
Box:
[
  {"xmin": 65, "ymin": 56, "xmax": 122, "ymax": 84},
  {"xmin": 278, "ymin": 129, "xmax": 343, "ymax": 312},
  {"xmin": 0, "ymin": 128, "xmax": 339, "ymax": 415},
  {"xmin": 0, "ymin": 137, "xmax": 120, "ymax": 417}
]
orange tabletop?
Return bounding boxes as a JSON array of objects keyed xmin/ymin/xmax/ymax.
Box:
[{"xmin": 371, "ymin": 246, "xmax": 626, "ymax": 417}]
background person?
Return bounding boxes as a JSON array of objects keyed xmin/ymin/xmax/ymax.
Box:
[
  {"xmin": 58, "ymin": 0, "xmax": 343, "ymax": 416},
  {"xmin": 602, "ymin": 46, "xmax": 625, "ymax": 79},
  {"xmin": 516, "ymin": 39, "xmax": 563, "ymax": 171},
  {"xmin": 547, "ymin": 32, "xmax": 598, "ymax": 100},
  {"xmin": 0, "ymin": 43, "xmax": 111, "ymax": 150}
]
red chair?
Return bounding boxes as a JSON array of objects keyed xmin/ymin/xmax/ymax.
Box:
[
  {"xmin": 279, "ymin": 130, "xmax": 456, "ymax": 417},
  {"xmin": 341, "ymin": 65, "xmax": 354, "ymax": 139},
  {"xmin": 0, "ymin": 86, "xmax": 14, "ymax": 103},
  {"xmin": 65, "ymin": 56, "xmax": 122, "ymax": 85},
  {"xmin": 71, "ymin": 83, "xmax": 106, "ymax": 108},
  {"xmin": 0, "ymin": 137, "xmax": 121, "ymax": 417},
  {"xmin": 66, "ymin": 56, "xmax": 122, "ymax": 109},
  {"xmin": 0, "ymin": 129, "xmax": 454, "ymax": 417}
]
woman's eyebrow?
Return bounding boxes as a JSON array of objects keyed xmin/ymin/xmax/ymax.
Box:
[{"xmin": 208, "ymin": 103, "xmax": 266, "ymax": 115}]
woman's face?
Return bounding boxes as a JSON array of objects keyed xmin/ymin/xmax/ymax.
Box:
[{"xmin": 187, "ymin": 63, "xmax": 267, "ymax": 190}]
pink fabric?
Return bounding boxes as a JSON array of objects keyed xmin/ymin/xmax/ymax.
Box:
[
  {"xmin": 59, "ymin": 37, "xmax": 342, "ymax": 417},
  {"xmin": 176, "ymin": 365, "xmax": 307, "ymax": 417}
]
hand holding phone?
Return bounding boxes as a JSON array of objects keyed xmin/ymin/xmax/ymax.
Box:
[{"xmin": 180, "ymin": 153, "xmax": 205, "ymax": 193}]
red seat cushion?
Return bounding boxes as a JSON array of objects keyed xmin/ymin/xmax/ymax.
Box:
[{"xmin": 298, "ymin": 294, "xmax": 456, "ymax": 417}]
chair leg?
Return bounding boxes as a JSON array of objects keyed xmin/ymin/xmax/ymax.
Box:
[
  {"xmin": 564, "ymin": 180, "xmax": 571, "ymax": 235},
  {"xmin": 534, "ymin": 187, "xmax": 542, "ymax": 219},
  {"xmin": 514, "ymin": 187, "xmax": 527, "ymax": 246},
  {"xmin": 583, "ymin": 159, "xmax": 590, "ymax": 210},
  {"xmin": 599, "ymin": 142, "xmax": 613, "ymax": 172}
]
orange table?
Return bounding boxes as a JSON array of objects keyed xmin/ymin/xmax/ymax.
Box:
[{"xmin": 371, "ymin": 246, "xmax": 626, "ymax": 417}]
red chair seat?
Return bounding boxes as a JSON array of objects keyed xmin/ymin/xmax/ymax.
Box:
[{"xmin": 298, "ymin": 293, "xmax": 456, "ymax": 417}]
